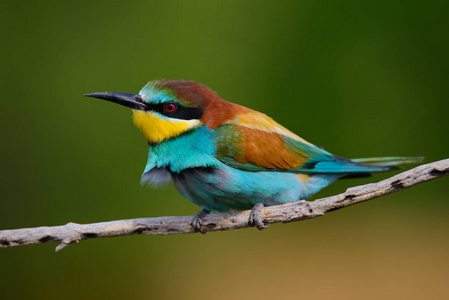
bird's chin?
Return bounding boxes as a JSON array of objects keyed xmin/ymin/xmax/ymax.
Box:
[{"xmin": 132, "ymin": 110, "xmax": 200, "ymax": 144}]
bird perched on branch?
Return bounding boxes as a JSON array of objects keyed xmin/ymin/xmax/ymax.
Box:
[{"xmin": 86, "ymin": 80, "xmax": 421, "ymax": 232}]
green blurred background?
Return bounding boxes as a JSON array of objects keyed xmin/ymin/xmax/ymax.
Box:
[{"xmin": 1, "ymin": 0, "xmax": 448, "ymax": 299}]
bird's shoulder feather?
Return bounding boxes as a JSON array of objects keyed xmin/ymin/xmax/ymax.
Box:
[
  {"xmin": 213, "ymin": 110, "xmax": 388, "ymax": 174},
  {"xmin": 213, "ymin": 110, "xmax": 332, "ymax": 172}
]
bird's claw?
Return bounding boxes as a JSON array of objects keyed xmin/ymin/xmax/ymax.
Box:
[
  {"xmin": 191, "ymin": 209, "xmax": 210, "ymax": 234},
  {"xmin": 249, "ymin": 203, "xmax": 269, "ymax": 230}
]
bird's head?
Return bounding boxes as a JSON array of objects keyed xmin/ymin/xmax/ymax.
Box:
[{"xmin": 86, "ymin": 80, "xmax": 240, "ymax": 144}]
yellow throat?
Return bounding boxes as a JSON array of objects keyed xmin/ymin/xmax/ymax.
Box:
[{"xmin": 132, "ymin": 110, "xmax": 200, "ymax": 144}]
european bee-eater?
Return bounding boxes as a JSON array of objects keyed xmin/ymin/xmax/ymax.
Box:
[{"xmin": 86, "ymin": 80, "xmax": 421, "ymax": 232}]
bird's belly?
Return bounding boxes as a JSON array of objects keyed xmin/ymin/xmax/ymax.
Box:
[{"xmin": 170, "ymin": 163, "xmax": 339, "ymax": 213}]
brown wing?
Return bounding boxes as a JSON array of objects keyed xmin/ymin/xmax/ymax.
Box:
[{"xmin": 213, "ymin": 110, "xmax": 323, "ymax": 171}]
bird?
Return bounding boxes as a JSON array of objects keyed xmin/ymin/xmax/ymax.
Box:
[{"xmin": 85, "ymin": 80, "xmax": 421, "ymax": 232}]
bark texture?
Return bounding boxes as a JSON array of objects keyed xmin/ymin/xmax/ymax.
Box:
[{"xmin": 0, "ymin": 159, "xmax": 447, "ymax": 252}]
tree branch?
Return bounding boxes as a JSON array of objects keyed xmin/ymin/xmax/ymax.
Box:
[{"xmin": 1, "ymin": 159, "xmax": 448, "ymax": 252}]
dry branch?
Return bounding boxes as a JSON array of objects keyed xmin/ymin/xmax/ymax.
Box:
[{"xmin": 1, "ymin": 158, "xmax": 448, "ymax": 252}]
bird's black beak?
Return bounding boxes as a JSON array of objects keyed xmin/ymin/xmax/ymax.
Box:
[{"xmin": 85, "ymin": 92, "xmax": 148, "ymax": 111}]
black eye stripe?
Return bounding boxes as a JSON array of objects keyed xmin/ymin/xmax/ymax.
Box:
[{"xmin": 144, "ymin": 103, "xmax": 203, "ymax": 120}]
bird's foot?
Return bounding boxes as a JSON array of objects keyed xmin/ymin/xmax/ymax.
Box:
[
  {"xmin": 191, "ymin": 209, "xmax": 210, "ymax": 234},
  {"xmin": 248, "ymin": 203, "xmax": 269, "ymax": 230}
]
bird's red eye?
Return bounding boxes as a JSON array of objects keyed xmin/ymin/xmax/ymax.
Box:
[{"xmin": 164, "ymin": 103, "xmax": 177, "ymax": 112}]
